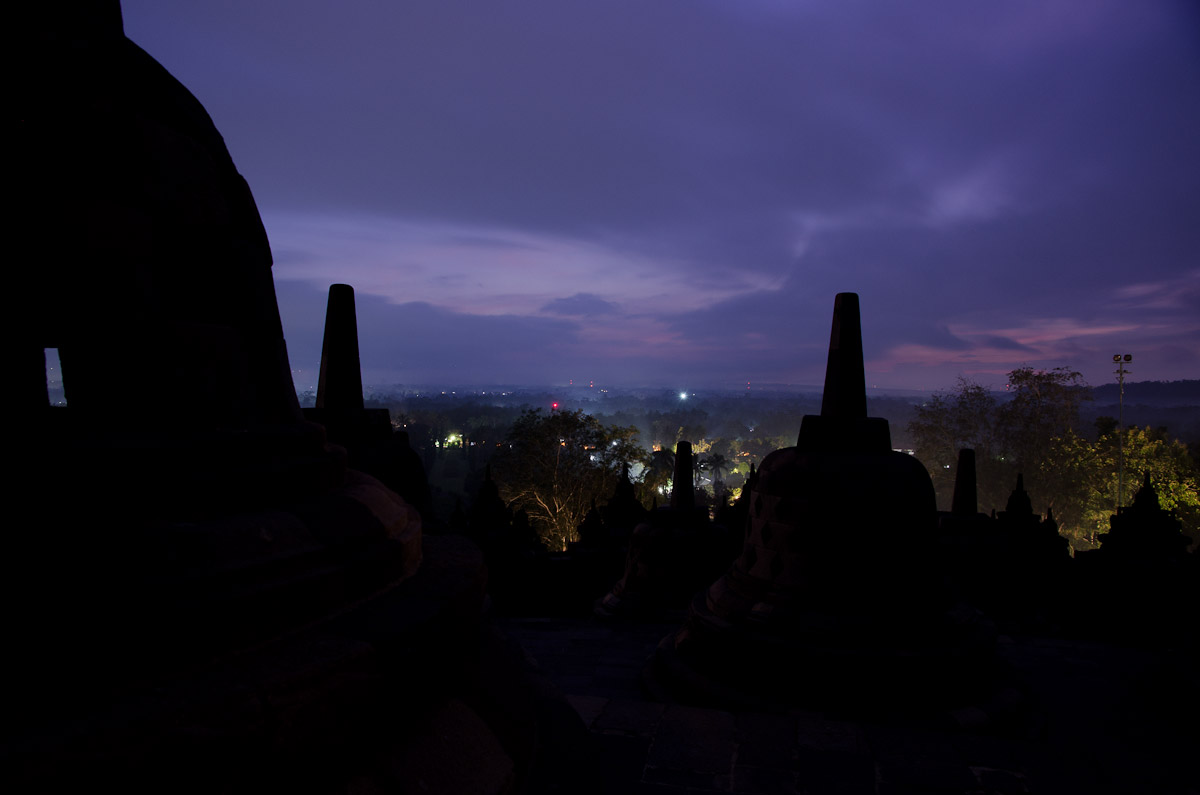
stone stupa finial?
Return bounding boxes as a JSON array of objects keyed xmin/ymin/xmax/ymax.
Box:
[
  {"xmin": 820, "ymin": 292, "xmax": 868, "ymax": 420},
  {"xmin": 1004, "ymin": 473, "xmax": 1033, "ymax": 517},
  {"xmin": 316, "ymin": 283, "xmax": 364, "ymax": 411},
  {"xmin": 951, "ymin": 449, "xmax": 978, "ymax": 516},
  {"xmin": 797, "ymin": 292, "xmax": 890, "ymax": 452}
]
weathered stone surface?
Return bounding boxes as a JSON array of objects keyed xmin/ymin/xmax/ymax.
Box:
[
  {"xmin": 731, "ymin": 764, "xmax": 797, "ymax": 794},
  {"xmin": 647, "ymin": 705, "xmax": 735, "ymax": 774},
  {"xmin": 380, "ymin": 699, "xmax": 515, "ymax": 795},
  {"xmin": 567, "ymin": 694, "xmax": 610, "ymax": 728},
  {"xmin": 734, "ymin": 712, "xmax": 797, "ymax": 769},
  {"xmin": 594, "ymin": 699, "xmax": 667, "ymax": 736}
]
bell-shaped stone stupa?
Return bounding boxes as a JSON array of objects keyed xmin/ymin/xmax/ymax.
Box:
[{"xmin": 649, "ymin": 294, "xmax": 1004, "ymax": 720}]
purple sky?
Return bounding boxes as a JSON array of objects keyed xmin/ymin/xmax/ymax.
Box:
[{"xmin": 122, "ymin": 0, "xmax": 1200, "ymax": 392}]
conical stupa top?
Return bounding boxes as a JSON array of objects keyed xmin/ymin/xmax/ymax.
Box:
[
  {"xmin": 820, "ymin": 293, "xmax": 867, "ymax": 420},
  {"xmin": 1005, "ymin": 473, "xmax": 1033, "ymax": 516},
  {"xmin": 316, "ymin": 284, "xmax": 364, "ymax": 411},
  {"xmin": 950, "ymin": 448, "xmax": 978, "ymax": 516},
  {"xmin": 1131, "ymin": 471, "xmax": 1161, "ymax": 512}
]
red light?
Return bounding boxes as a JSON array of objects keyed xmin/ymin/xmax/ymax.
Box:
[{"xmin": 552, "ymin": 402, "xmax": 559, "ymax": 410}]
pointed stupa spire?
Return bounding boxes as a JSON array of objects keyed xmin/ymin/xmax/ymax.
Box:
[
  {"xmin": 798, "ymin": 293, "xmax": 890, "ymax": 452},
  {"xmin": 671, "ymin": 441, "xmax": 696, "ymax": 512},
  {"xmin": 950, "ymin": 449, "xmax": 978, "ymax": 516},
  {"xmin": 820, "ymin": 293, "xmax": 868, "ymax": 420},
  {"xmin": 1131, "ymin": 470, "xmax": 1161, "ymax": 512},
  {"xmin": 1004, "ymin": 473, "xmax": 1033, "ymax": 516},
  {"xmin": 316, "ymin": 284, "xmax": 364, "ymax": 411}
]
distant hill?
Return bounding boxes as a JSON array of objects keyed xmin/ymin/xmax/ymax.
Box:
[{"xmin": 1091, "ymin": 379, "xmax": 1200, "ymax": 405}]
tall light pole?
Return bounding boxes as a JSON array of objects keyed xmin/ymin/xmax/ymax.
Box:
[{"xmin": 1112, "ymin": 354, "xmax": 1132, "ymax": 512}]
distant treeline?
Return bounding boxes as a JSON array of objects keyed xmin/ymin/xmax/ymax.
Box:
[{"xmin": 1091, "ymin": 379, "xmax": 1200, "ymax": 404}]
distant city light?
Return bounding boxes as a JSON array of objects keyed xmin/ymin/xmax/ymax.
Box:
[{"xmin": 679, "ymin": 392, "xmax": 688, "ymax": 400}]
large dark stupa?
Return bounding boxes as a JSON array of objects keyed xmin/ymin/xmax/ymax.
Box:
[
  {"xmin": 9, "ymin": 4, "xmax": 588, "ymax": 791},
  {"xmin": 648, "ymin": 294, "xmax": 1012, "ymax": 724},
  {"xmin": 14, "ymin": 0, "xmax": 419, "ymax": 689}
]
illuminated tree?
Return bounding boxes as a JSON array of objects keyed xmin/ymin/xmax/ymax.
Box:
[
  {"xmin": 1044, "ymin": 426, "xmax": 1200, "ymax": 548},
  {"xmin": 490, "ymin": 408, "xmax": 645, "ymax": 551},
  {"xmin": 642, "ymin": 448, "xmax": 676, "ymax": 501}
]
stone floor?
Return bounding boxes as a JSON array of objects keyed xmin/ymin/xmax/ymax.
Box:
[{"xmin": 497, "ymin": 615, "xmax": 1198, "ymax": 795}]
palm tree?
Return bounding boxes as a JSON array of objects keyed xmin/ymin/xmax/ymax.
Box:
[
  {"xmin": 643, "ymin": 448, "xmax": 676, "ymax": 499},
  {"xmin": 700, "ymin": 453, "xmax": 731, "ymax": 484}
]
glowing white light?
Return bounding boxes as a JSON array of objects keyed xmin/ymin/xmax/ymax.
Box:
[{"xmin": 679, "ymin": 392, "xmax": 688, "ymax": 400}]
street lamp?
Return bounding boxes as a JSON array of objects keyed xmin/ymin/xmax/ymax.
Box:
[{"xmin": 1112, "ymin": 354, "xmax": 1132, "ymax": 512}]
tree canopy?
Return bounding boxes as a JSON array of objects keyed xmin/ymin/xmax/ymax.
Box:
[
  {"xmin": 1044, "ymin": 425, "xmax": 1199, "ymax": 548},
  {"xmin": 908, "ymin": 367, "xmax": 1199, "ymax": 549},
  {"xmin": 490, "ymin": 408, "xmax": 645, "ymax": 551},
  {"xmin": 909, "ymin": 367, "xmax": 1089, "ymax": 513}
]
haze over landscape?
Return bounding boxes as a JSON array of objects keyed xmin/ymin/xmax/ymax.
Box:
[{"xmin": 123, "ymin": 0, "xmax": 1200, "ymax": 391}]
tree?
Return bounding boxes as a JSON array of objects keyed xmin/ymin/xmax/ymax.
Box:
[
  {"xmin": 997, "ymin": 366, "xmax": 1090, "ymax": 512},
  {"xmin": 908, "ymin": 367, "xmax": 1198, "ymax": 549},
  {"xmin": 1045, "ymin": 426, "xmax": 1200, "ymax": 549},
  {"xmin": 490, "ymin": 409, "xmax": 645, "ymax": 551},
  {"xmin": 642, "ymin": 448, "xmax": 677, "ymax": 502},
  {"xmin": 908, "ymin": 377, "xmax": 1005, "ymax": 510},
  {"xmin": 908, "ymin": 367, "xmax": 1090, "ymax": 514},
  {"xmin": 700, "ymin": 452, "xmax": 731, "ymax": 483}
]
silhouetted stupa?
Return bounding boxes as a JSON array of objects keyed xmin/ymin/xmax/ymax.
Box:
[
  {"xmin": 9, "ymin": 5, "xmax": 587, "ymax": 789},
  {"xmin": 1097, "ymin": 471, "xmax": 1191, "ymax": 562},
  {"xmin": 648, "ymin": 294, "xmax": 1008, "ymax": 722}
]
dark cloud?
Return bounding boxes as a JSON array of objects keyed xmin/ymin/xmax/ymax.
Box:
[
  {"xmin": 978, "ymin": 336, "xmax": 1038, "ymax": 353},
  {"xmin": 540, "ymin": 293, "xmax": 621, "ymax": 317},
  {"xmin": 123, "ymin": 1, "xmax": 1200, "ymax": 389},
  {"xmin": 277, "ymin": 279, "xmax": 582, "ymax": 386},
  {"xmin": 440, "ymin": 234, "xmax": 543, "ymax": 252}
]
